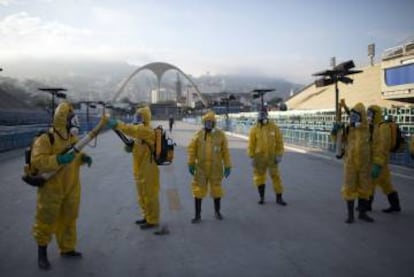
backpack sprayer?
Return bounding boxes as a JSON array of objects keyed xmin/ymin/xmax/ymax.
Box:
[{"xmin": 22, "ymin": 115, "xmax": 109, "ymax": 187}]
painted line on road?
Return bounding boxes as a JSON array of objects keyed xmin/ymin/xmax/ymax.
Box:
[{"xmin": 225, "ymin": 131, "xmax": 414, "ymax": 181}]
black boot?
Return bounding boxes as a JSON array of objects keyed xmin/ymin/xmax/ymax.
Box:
[
  {"xmin": 135, "ymin": 218, "xmax": 147, "ymax": 225},
  {"xmin": 276, "ymin": 193, "xmax": 287, "ymax": 206},
  {"xmin": 257, "ymin": 184, "xmax": 265, "ymax": 205},
  {"xmin": 356, "ymin": 195, "xmax": 373, "ymax": 211},
  {"xmin": 358, "ymin": 199, "xmax": 374, "ymax": 222},
  {"xmin": 214, "ymin": 198, "xmax": 223, "ymax": 220},
  {"xmin": 38, "ymin": 245, "xmax": 51, "ymax": 270},
  {"xmin": 345, "ymin": 200, "xmax": 354, "ymax": 224},
  {"xmin": 191, "ymin": 198, "xmax": 202, "ymax": 224},
  {"xmin": 382, "ymin": 191, "xmax": 401, "ymax": 213},
  {"xmin": 367, "ymin": 195, "xmax": 374, "ymax": 211},
  {"xmin": 61, "ymin": 250, "xmax": 83, "ymax": 258},
  {"xmin": 140, "ymin": 223, "xmax": 158, "ymax": 230}
]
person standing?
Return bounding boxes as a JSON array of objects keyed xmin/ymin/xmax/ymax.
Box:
[
  {"xmin": 334, "ymin": 102, "xmax": 374, "ymax": 223},
  {"xmin": 367, "ymin": 105, "xmax": 401, "ymax": 213},
  {"xmin": 31, "ymin": 102, "xmax": 93, "ymax": 270},
  {"xmin": 247, "ymin": 109, "xmax": 287, "ymax": 206},
  {"xmin": 107, "ymin": 106, "xmax": 160, "ymax": 230},
  {"xmin": 187, "ymin": 111, "xmax": 232, "ymax": 223},
  {"xmin": 410, "ymin": 135, "xmax": 414, "ymax": 159},
  {"xmin": 169, "ymin": 114, "xmax": 175, "ymax": 133}
]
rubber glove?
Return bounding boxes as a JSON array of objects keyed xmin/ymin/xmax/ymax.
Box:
[
  {"xmin": 106, "ymin": 118, "xmax": 118, "ymax": 129},
  {"xmin": 188, "ymin": 164, "xmax": 196, "ymax": 175},
  {"xmin": 275, "ymin": 156, "xmax": 282, "ymax": 164},
  {"xmin": 371, "ymin": 164, "xmax": 382, "ymax": 179},
  {"xmin": 224, "ymin": 167, "xmax": 231, "ymax": 178},
  {"xmin": 81, "ymin": 154, "xmax": 93, "ymax": 167},
  {"xmin": 57, "ymin": 151, "xmax": 75, "ymax": 165}
]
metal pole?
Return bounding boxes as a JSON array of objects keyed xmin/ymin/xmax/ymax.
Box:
[
  {"xmin": 335, "ymin": 79, "xmax": 339, "ymax": 121},
  {"xmin": 86, "ymin": 103, "xmax": 90, "ymax": 132}
]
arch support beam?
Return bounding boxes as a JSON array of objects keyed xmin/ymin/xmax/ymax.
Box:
[{"xmin": 111, "ymin": 62, "xmax": 208, "ymax": 107}]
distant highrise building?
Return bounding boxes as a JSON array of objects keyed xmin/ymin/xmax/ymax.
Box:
[{"xmin": 151, "ymin": 89, "xmax": 160, "ymax": 104}]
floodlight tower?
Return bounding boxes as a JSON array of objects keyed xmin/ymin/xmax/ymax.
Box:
[
  {"xmin": 38, "ymin": 88, "xmax": 67, "ymax": 119},
  {"xmin": 251, "ymin": 88, "xmax": 275, "ymax": 111},
  {"xmin": 312, "ymin": 60, "xmax": 362, "ymax": 121},
  {"xmin": 312, "ymin": 60, "xmax": 362, "ymax": 158},
  {"xmin": 220, "ymin": 93, "xmax": 236, "ymax": 131}
]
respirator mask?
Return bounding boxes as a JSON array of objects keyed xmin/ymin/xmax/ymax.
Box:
[
  {"xmin": 133, "ymin": 113, "xmax": 143, "ymax": 125},
  {"xmin": 258, "ymin": 111, "xmax": 269, "ymax": 124},
  {"xmin": 349, "ymin": 110, "xmax": 362, "ymax": 128},
  {"xmin": 67, "ymin": 113, "xmax": 80, "ymax": 136},
  {"xmin": 367, "ymin": 109, "xmax": 375, "ymax": 125},
  {"xmin": 204, "ymin": 120, "xmax": 215, "ymax": 132}
]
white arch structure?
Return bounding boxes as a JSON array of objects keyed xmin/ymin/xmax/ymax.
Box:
[{"xmin": 111, "ymin": 62, "xmax": 208, "ymax": 107}]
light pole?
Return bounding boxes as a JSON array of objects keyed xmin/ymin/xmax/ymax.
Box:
[
  {"xmin": 220, "ymin": 93, "xmax": 236, "ymax": 131},
  {"xmin": 251, "ymin": 88, "xmax": 275, "ymax": 111},
  {"xmin": 312, "ymin": 60, "xmax": 362, "ymax": 123},
  {"xmin": 38, "ymin": 88, "xmax": 67, "ymax": 119},
  {"xmin": 312, "ymin": 60, "xmax": 362, "ymax": 157}
]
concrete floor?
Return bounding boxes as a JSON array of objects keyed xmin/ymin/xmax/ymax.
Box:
[{"xmin": 1, "ymin": 121, "xmax": 414, "ymax": 277}]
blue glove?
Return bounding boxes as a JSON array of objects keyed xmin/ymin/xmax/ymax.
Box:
[
  {"xmin": 275, "ymin": 156, "xmax": 282, "ymax": 164},
  {"xmin": 188, "ymin": 165, "xmax": 196, "ymax": 175},
  {"xmin": 81, "ymin": 154, "xmax": 93, "ymax": 167},
  {"xmin": 371, "ymin": 164, "xmax": 382, "ymax": 179},
  {"xmin": 106, "ymin": 118, "xmax": 118, "ymax": 129},
  {"xmin": 224, "ymin": 167, "xmax": 231, "ymax": 178},
  {"xmin": 57, "ymin": 151, "xmax": 75, "ymax": 165}
]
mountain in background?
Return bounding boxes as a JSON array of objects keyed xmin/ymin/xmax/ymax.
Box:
[{"xmin": 1, "ymin": 59, "xmax": 304, "ymax": 104}]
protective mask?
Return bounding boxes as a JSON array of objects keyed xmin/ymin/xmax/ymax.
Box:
[
  {"xmin": 367, "ymin": 109, "xmax": 374, "ymax": 125},
  {"xmin": 349, "ymin": 110, "xmax": 362, "ymax": 128},
  {"xmin": 204, "ymin": 120, "xmax": 215, "ymax": 132},
  {"xmin": 258, "ymin": 111, "xmax": 268, "ymax": 124},
  {"xmin": 133, "ymin": 113, "xmax": 143, "ymax": 125},
  {"xmin": 67, "ymin": 114, "xmax": 80, "ymax": 136}
]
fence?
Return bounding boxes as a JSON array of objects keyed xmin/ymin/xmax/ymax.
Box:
[
  {"xmin": 0, "ymin": 110, "xmax": 107, "ymax": 152},
  {"xmin": 187, "ymin": 108, "xmax": 414, "ymax": 168}
]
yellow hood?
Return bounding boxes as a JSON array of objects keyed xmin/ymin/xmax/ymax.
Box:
[
  {"xmin": 202, "ymin": 111, "xmax": 216, "ymax": 123},
  {"xmin": 53, "ymin": 101, "xmax": 74, "ymax": 137},
  {"xmin": 368, "ymin": 105, "xmax": 382, "ymax": 125},
  {"xmin": 136, "ymin": 106, "xmax": 152, "ymax": 126},
  {"xmin": 351, "ymin": 102, "xmax": 368, "ymax": 127}
]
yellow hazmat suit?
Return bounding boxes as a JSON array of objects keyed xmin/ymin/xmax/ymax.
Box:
[
  {"xmin": 341, "ymin": 103, "xmax": 371, "ymax": 201},
  {"xmin": 115, "ymin": 106, "xmax": 160, "ymax": 225},
  {"xmin": 410, "ymin": 136, "xmax": 414, "ymax": 158},
  {"xmin": 368, "ymin": 105, "xmax": 401, "ymax": 212},
  {"xmin": 32, "ymin": 102, "xmax": 85, "ymax": 253},
  {"xmin": 187, "ymin": 111, "xmax": 232, "ymax": 199},
  {"xmin": 369, "ymin": 105, "xmax": 395, "ymax": 194},
  {"xmin": 247, "ymin": 119, "xmax": 284, "ymax": 193}
]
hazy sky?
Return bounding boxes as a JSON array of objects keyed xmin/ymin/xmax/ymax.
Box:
[{"xmin": 0, "ymin": 0, "xmax": 413, "ymax": 83}]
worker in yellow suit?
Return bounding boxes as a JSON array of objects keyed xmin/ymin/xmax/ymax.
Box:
[
  {"xmin": 335, "ymin": 102, "xmax": 374, "ymax": 223},
  {"xmin": 247, "ymin": 109, "xmax": 286, "ymax": 206},
  {"xmin": 31, "ymin": 102, "xmax": 93, "ymax": 270},
  {"xmin": 107, "ymin": 106, "xmax": 160, "ymax": 230},
  {"xmin": 410, "ymin": 135, "xmax": 414, "ymax": 159},
  {"xmin": 187, "ymin": 111, "xmax": 232, "ymax": 223},
  {"xmin": 368, "ymin": 105, "xmax": 401, "ymax": 213}
]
